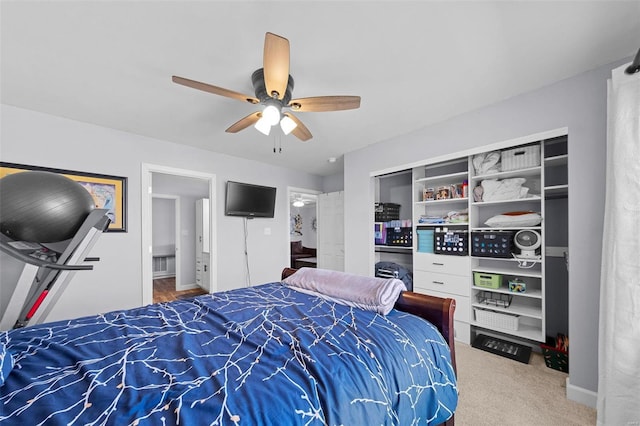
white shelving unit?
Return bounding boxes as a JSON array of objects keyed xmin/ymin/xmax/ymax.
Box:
[
  {"xmin": 406, "ymin": 130, "xmax": 568, "ymax": 345},
  {"xmin": 412, "ymin": 158, "xmax": 471, "ymax": 343},
  {"xmin": 370, "ymin": 129, "xmax": 568, "ymax": 346},
  {"xmin": 468, "ymin": 141, "xmax": 546, "ymax": 342},
  {"xmin": 468, "ymin": 136, "xmax": 569, "ymax": 344}
]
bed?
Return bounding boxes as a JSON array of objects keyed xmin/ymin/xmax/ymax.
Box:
[{"xmin": 0, "ymin": 267, "xmax": 457, "ymax": 425}]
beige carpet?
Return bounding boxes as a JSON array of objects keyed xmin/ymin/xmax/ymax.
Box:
[{"xmin": 454, "ymin": 342, "xmax": 597, "ymax": 425}]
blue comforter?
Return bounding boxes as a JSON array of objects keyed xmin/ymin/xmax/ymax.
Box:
[{"xmin": 0, "ymin": 283, "xmax": 457, "ymax": 425}]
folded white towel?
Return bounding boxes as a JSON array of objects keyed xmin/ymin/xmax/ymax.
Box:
[
  {"xmin": 481, "ymin": 178, "xmax": 529, "ymax": 201},
  {"xmin": 283, "ymin": 268, "xmax": 407, "ymax": 315}
]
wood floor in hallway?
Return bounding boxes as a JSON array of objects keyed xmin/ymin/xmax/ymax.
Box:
[{"xmin": 153, "ymin": 277, "xmax": 207, "ymax": 303}]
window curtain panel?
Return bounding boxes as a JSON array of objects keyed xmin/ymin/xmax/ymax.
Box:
[{"xmin": 597, "ymin": 61, "xmax": 640, "ymax": 425}]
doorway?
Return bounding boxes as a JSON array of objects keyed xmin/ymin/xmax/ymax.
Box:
[
  {"xmin": 288, "ymin": 187, "xmax": 320, "ymax": 269},
  {"xmin": 141, "ymin": 164, "xmax": 216, "ymax": 306}
]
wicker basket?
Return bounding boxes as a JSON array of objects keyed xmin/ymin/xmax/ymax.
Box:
[
  {"xmin": 474, "ymin": 307, "xmax": 519, "ymax": 331},
  {"xmin": 501, "ymin": 145, "xmax": 541, "ymax": 171}
]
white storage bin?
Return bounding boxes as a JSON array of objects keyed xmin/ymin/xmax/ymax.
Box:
[
  {"xmin": 501, "ymin": 145, "xmax": 540, "ymax": 171},
  {"xmin": 474, "ymin": 307, "xmax": 520, "ymax": 331}
]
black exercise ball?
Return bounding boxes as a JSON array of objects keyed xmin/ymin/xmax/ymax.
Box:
[{"xmin": 0, "ymin": 171, "xmax": 95, "ymax": 243}]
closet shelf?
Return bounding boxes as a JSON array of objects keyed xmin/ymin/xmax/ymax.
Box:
[
  {"xmin": 415, "ymin": 197, "xmax": 469, "ymax": 205},
  {"xmin": 544, "ymin": 154, "xmax": 568, "ymax": 166},
  {"xmin": 471, "ymin": 196, "xmax": 541, "ymax": 206},
  {"xmin": 471, "ymin": 166, "xmax": 541, "ymax": 181},
  {"xmin": 415, "ymin": 171, "xmax": 469, "ymax": 185}
]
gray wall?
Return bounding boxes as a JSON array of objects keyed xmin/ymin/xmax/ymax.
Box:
[
  {"xmin": 0, "ymin": 104, "xmax": 323, "ymax": 321},
  {"xmin": 322, "ymin": 171, "xmax": 344, "ymax": 193},
  {"xmin": 152, "ymin": 198, "xmax": 176, "ymax": 254},
  {"xmin": 377, "ymin": 171, "xmax": 412, "ymax": 220},
  {"xmin": 344, "ymin": 58, "xmax": 630, "ymax": 400}
]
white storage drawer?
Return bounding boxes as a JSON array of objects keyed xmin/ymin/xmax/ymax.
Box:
[
  {"xmin": 415, "ymin": 287, "xmax": 470, "ymax": 323},
  {"xmin": 414, "ymin": 252, "xmax": 470, "ymax": 274},
  {"xmin": 454, "ymin": 321, "xmax": 471, "ymax": 344},
  {"xmin": 414, "ymin": 270, "xmax": 470, "ymax": 297}
]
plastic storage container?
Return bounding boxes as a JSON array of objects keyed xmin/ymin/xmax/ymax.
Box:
[
  {"xmin": 374, "ymin": 203, "xmax": 401, "ymax": 221},
  {"xmin": 417, "ymin": 229, "xmax": 434, "ymax": 253},
  {"xmin": 473, "ymin": 272, "xmax": 503, "ymax": 289}
]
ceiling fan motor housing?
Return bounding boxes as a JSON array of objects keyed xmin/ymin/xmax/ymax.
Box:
[{"xmin": 251, "ymin": 68, "xmax": 294, "ymax": 105}]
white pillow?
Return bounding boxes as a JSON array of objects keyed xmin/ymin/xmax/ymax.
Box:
[
  {"xmin": 485, "ymin": 212, "xmax": 542, "ymax": 228},
  {"xmin": 283, "ymin": 268, "xmax": 406, "ymax": 315}
]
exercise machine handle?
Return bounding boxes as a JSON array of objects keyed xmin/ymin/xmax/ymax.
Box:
[{"xmin": 0, "ymin": 241, "xmax": 93, "ymax": 271}]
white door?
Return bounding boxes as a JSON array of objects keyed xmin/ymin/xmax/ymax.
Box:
[{"xmin": 317, "ymin": 191, "xmax": 344, "ymax": 271}]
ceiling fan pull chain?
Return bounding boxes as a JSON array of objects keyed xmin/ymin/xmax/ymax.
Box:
[{"xmin": 273, "ymin": 133, "xmax": 283, "ymax": 153}]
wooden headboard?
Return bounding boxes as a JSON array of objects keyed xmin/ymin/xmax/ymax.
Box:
[{"xmin": 280, "ymin": 267, "xmax": 456, "ymax": 373}]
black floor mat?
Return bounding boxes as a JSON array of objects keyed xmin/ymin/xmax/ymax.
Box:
[{"xmin": 471, "ymin": 334, "xmax": 532, "ymax": 364}]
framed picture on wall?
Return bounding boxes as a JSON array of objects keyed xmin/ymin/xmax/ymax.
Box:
[{"xmin": 0, "ymin": 162, "xmax": 128, "ymax": 232}]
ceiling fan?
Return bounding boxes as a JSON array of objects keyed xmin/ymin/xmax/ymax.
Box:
[
  {"xmin": 172, "ymin": 32, "xmax": 361, "ymax": 141},
  {"xmin": 291, "ymin": 193, "xmax": 316, "ymax": 207}
]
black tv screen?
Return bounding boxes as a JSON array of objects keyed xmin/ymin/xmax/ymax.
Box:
[{"xmin": 225, "ymin": 181, "xmax": 277, "ymax": 218}]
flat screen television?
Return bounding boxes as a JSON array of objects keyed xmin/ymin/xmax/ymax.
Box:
[{"xmin": 225, "ymin": 181, "xmax": 277, "ymax": 218}]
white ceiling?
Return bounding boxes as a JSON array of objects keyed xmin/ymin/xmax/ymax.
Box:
[{"xmin": 2, "ymin": 1, "xmax": 639, "ymax": 176}]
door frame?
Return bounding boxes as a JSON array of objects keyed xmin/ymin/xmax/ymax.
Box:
[
  {"xmin": 141, "ymin": 163, "xmax": 216, "ymax": 305},
  {"xmin": 287, "ymin": 186, "xmax": 321, "ymax": 266}
]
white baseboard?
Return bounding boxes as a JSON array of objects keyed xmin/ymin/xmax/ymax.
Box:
[
  {"xmin": 176, "ymin": 282, "xmax": 198, "ymax": 291},
  {"xmin": 566, "ymin": 377, "xmax": 597, "ymax": 408},
  {"xmin": 153, "ymin": 273, "xmax": 176, "ymax": 279}
]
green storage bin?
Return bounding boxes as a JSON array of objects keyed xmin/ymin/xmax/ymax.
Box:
[{"xmin": 473, "ymin": 272, "xmax": 503, "ymax": 289}]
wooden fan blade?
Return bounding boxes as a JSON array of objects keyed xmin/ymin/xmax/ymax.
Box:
[
  {"xmin": 288, "ymin": 96, "xmax": 361, "ymax": 112},
  {"xmin": 284, "ymin": 113, "xmax": 312, "ymax": 141},
  {"xmin": 263, "ymin": 32, "xmax": 290, "ymax": 100},
  {"xmin": 172, "ymin": 76, "xmax": 259, "ymax": 104},
  {"xmin": 226, "ymin": 112, "xmax": 262, "ymax": 133}
]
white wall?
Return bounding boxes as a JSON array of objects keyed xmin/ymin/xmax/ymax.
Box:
[
  {"xmin": 0, "ymin": 104, "xmax": 323, "ymax": 321},
  {"xmin": 344, "ymin": 58, "xmax": 631, "ymax": 402},
  {"xmin": 152, "ymin": 198, "xmax": 175, "ymax": 253}
]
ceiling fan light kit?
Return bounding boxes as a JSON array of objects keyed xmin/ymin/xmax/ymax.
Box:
[
  {"xmin": 254, "ymin": 116, "xmax": 272, "ymax": 136},
  {"xmin": 279, "ymin": 115, "xmax": 297, "ymax": 135},
  {"xmin": 172, "ymin": 32, "xmax": 361, "ymax": 142}
]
